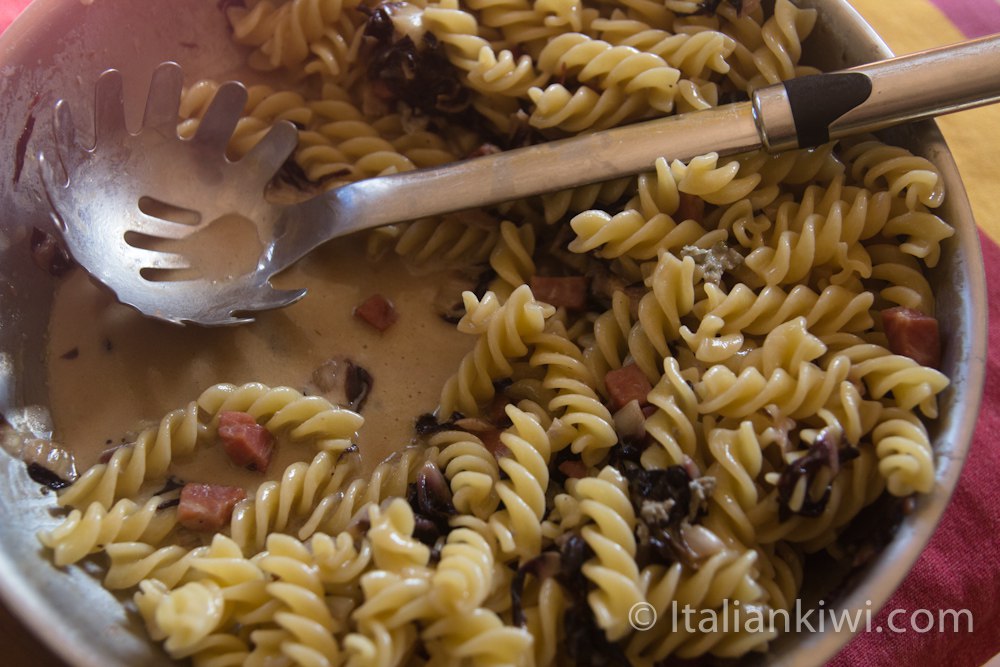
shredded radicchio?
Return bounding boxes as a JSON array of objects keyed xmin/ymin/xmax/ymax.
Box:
[
  {"xmin": 345, "ymin": 364, "xmax": 373, "ymax": 411},
  {"xmin": 26, "ymin": 462, "xmax": 72, "ymax": 490},
  {"xmin": 608, "ymin": 438, "xmax": 716, "ymax": 569},
  {"xmin": 510, "ymin": 551, "xmax": 561, "ymax": 626},
  {"xmin": 405, "ymin": 461, "xmax": 455, "ymax": 545},
  {"xmin": 559, "ymin": 533, "xmax": 628, "ymax": 666},
  {"xmin": 508, "ymin": 534, "xmax": 626, "ymax": 665},
  {"xmin": 310, "ymin": 357, "xmax": 373, "ymax": 411},
  {"xmin": 415, "ymin": 412, "xmax": 451, "ymax": 436},
  {"xmin": 363, "ymin": 5, "xmax": 470, "ymax": 117},
  {"xmin": 630, "ymin": 465, "xmax": 707, "ymax": 567},
  {"xmin": 777, "ymin": 428, "xmax": 859, "ymax": 521}
]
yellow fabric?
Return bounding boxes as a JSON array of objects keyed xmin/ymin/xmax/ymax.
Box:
[{"xmin": 850, "ymin": 0, "xmax": 1000, "ymax": 243}]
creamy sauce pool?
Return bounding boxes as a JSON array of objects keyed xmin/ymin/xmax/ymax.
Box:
[{"xmin": 46, "ymin": 236, "xmax": 474, "ymax": 489}]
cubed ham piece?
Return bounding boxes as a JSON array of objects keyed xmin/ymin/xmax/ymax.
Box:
[
  {"xmin": 218, "ymin": 411, "xmax": 275, "ymax": 472},
  {"xmin": 605, "ymin": 363, "xmax": 653, "ymax": 410},
  {"xmin": 478, "ymin": 427, "xmax": 511, "ymax": 460},
  {"xmin": 882, "ymin": 307, "xmax": 942, "ymax": 368},
  {"xmin": 530, "ymin": 276, "xmax": 588, "ymax": 310},
  {"xmin": 355, "ymin": 294, "xmax": 398, "ymax": 332},
  {"xmin": 558, "ymin": 459, "xmax": 589, "ymax": 480},
  {"xmin": 178, "ymin": 483, "xmax": 246, "ymax": 532},
  {"xmin": 676, "ymin": 193, "xmax": 705, "ymax": 223}
]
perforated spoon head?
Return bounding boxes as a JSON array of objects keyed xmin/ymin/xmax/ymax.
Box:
[{"xmin": 39, "ymin": 62, "xmax": 307, "ymax": 326}]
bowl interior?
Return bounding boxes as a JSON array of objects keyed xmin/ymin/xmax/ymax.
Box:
[{"xmin": 0, "ymin": 1, "xmax": 986, "ymax": 666}]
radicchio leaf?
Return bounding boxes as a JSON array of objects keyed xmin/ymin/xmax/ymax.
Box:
[{"xmin": 777, "ymin": 428, "xmax": 859, "ymax": 521}]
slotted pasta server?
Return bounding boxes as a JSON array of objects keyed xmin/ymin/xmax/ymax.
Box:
[{"xmin": 39, "ymin": 34, "xmax": 1000, "ymax": 326}]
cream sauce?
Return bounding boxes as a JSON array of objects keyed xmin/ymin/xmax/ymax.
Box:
[{"xmin": 46, "ymin": 235, "xmax": 475, "ymax": 488}]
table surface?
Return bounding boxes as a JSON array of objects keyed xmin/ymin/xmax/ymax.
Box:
[{"xmin": 2, "ymin": 1, "xmax": 998, "ymax": 666}]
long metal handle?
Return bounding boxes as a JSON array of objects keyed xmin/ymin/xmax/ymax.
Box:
[
  {"xmin": 321, "ymin": 102, "xmax": 763, "ymax": 232},
  {"xmin": 754, "ymin": 32, "xmax": 1000, "ymax": 151},
  {"xmin": 270, "ymin": 102, "xmax": 764, "ymax": 272},
  {"xmin": 280, "ymin": 33, "xmax": 1000, "ymax": 271}
]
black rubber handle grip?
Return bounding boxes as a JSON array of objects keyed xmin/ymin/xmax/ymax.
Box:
[{"xmin": 783, "ymin": 72, "xmax": 873, "ymax": 147}]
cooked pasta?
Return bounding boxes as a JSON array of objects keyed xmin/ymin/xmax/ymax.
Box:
[
  {"xmin": 439, "ymin": 285, "xmax": 555, "ymax": 417},
  {"xmin": 36, "ymin": 0, "xmax": 956, "ymax": 664},
  {"xmin": 570, "ymin": 465, "xmax": 644, "ymax": 641},
  {"xmin": 486, "ymin": 404, "xmax": 554, "ymax": 560},
  {"xmin": 39, "ymin": 495, "xmax": 178, "ymax": 566}
]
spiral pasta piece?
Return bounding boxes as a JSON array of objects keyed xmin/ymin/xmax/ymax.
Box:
[
  {"xmin": 628, "ymin": 251, "xmax": 698, "ymax": 382},
  {"xmin": 230, "ymin": 449, "xmax": 357, "ymax": 554},
  {"xmin": 595, "ymin": 15, "xmax": 736, "ymax": 79},
  {"xmin": 881, "ymin": 208, "xmax": 954, "ymax": 268},
  {"xmin": 488, "ymin": 220, "xmax": 536, "ymax": 300},
  {"xmin": 529, "ymin": 323, "xmax": 617, "ymax": 464},
  {"xmin": 433, "ymin": 429, "xmax": 501, "ymax": 519},
  {"xmin": 381, "ymin": 215, "xmax": 499, "ymax": 267},
  {"xmin": 178, "ymin": 80, "xmax": 313, "ymax": 159},
  {"xmin": 701, "ymin": 421, "xmax": 777, "ymax": 548},
  {"xmin": 670, "ymin": 153, "xmax": 762, "ymax": 206},
  {"xmin": 628, "ymin": 547, "xmax": 769, "ymax": 663},
  {"xmin": 343, "ymin": 620, "xmax": 415, "ymax": 667},
  {"xmin": 228, "ymin": 0, "xmax": 364, "ymax": 73},
  {"xmin": 872, "ymin": 407, "xmax": 935, "ymax": 496},
  {"xmin": 39, "ymin": 495, "xmax": 177, "ymax": 567},
  {"xmin": 724, "ymin": 0, "xmax": 817, "ymax": 89},
  {"xmin": 135, "ymin": 536, "xmax": 273, "ymax": 661},
  {"xmin": 431, "ymin": 527, "xmax": 495, "ymax": 614},
  {"xmin": 487, "ymin": 404, "xmax": 553, "ymax": 561},
  {"xmin": 528, "ymin": 81, "xmax": 646, "ymax": 132},
  {"xmin": 198, "ymin": 382, "xmax": 363, "ymax": 450},
  {"xmin": 422, "ymin": 607, "xmax": 533, "ymax": 667},
  {"xmin": 570, "ymin": 208, "xmax": 715, "ymax": 260},
  {"xmin": 694, "ymin": 319, "xmax": 853, "ymax": 420},
  {"xmin": 537, "ymin": 33, "xmax": 681, "ymax": 114},
  {"xmin": 439, "ymin": 286, "xmax": 555, "ymax": 417},
  {"xmin": 422, "ymin": 1, "xmax": 494, "ymax": 73},
  {"xmin": 642, "ymin": 357, "xmax": 701, "ymax": 469},
  {"xmin": 540, "ymin": 176, "xmax": 635, "ymax": 225},
  {"xmin": 842, "ymin": 137, "xmax": 946, "ymax": 210},
  {"xmin": 105, "ymin": 543, "xmax": 207, "ymax": 591},
  {"xmin": 136, "ymin": 579, "xmax": 230, "ymax": 659},
  {"xmin": 868, "ymin": 243, "xmax": 937, "ymax": 312},
  {"xmin": 571, "ymin": 465, "xmax": 644, "ymax": 641},
  {"xmin": 681, "ymin": 281, "xmax": 874, "ymax": 363},
  {"xmin": 57, "ymin": 401, "xmax": 201, "ymax": 510},
  {"xmin": 302, "ymin": 13, "xmax": 366, "ymax": 85},
  {"xmin": 301, "ymin": 447, "xmax": 428, "ymax": 539},
  {"xmin": 259, "ymin": 533, "xmax": 346, "ymax": 665},
  {"xmin": 467, "ymin": 46, "xmax": 548, "ymax": 97},
  {"xmin": 833, "ymin": 338, "xmax": 949, "ymax": 418},
  {"xmin": 743, "ymin": 191, "xmax": 880, "ymax": 287}
]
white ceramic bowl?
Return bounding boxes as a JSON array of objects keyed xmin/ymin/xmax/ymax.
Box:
[{"xmin": 0, "ymin": 1, "xmax": 986, "ymax": 665}]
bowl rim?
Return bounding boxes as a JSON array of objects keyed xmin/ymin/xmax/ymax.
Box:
[{"xmin": 0, "ymin": 1, "xmax": 987, "ymax": 666}]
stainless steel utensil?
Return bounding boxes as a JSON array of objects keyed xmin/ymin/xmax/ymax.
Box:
[{"xmin": 39, "ymin": 34, "xmax": 1000, "ymax": 326}]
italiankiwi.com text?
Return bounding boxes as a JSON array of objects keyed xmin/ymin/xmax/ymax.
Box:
[{"xmin": 627, "ymin": 600, "xmax": 974, "ymax": 635}]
